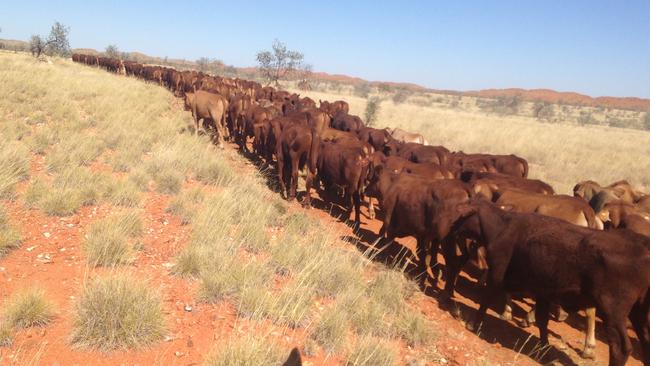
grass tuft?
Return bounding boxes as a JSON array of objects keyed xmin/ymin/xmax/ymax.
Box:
[
  {"xmin": 71, "ymin": 273, "xmax": 165, "ymax": 351},
  {"xmin": 205, "ymin": 334, "xmax": 284, "ymax": 366},
  {"xmin": 309, "ymin": 305, "xmax": 350, "ymax": 354},
  {"xmin": 83, "ymin": 210, "xmax": 143, "ymax": 267},
  {"xmin": 0, "ymin": 321, "xmax": 12, "ymax": 347},
  {"xmin": 2, "ymin": 287, "xmax": 54, "ymax": 329},
  {"xmin": 0, "ymin": 208, "xmax": 21, "ymax": 257},
  {"xmin": 346, "ymin": 336, "xmax": 397, "ymax": 366}
]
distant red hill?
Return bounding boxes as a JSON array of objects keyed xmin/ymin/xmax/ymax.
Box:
[{"xmin": 3, "ymin": 39, "xmax": 647, "ymax": 112}]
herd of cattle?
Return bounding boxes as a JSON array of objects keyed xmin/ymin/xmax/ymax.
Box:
[{"xmin": 72, "ymin": 54, "xmax": 650, "ymax": 366}]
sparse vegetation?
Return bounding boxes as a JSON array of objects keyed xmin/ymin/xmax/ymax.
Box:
[
  {"xmin": 83, "ymin": 210, "xmax": 143, "ymax": 267},
  {"xmin": 205, "ymin": 335, "xmax": 284, "ymax": 366},
  {"xmin": 2, "ymin": 287, "xmax": 54, "ymax": 329},
  {"xmin": 0, "ymin": 208, "xmax": 21, "ymax": 257},
  {"xmin": 346, "ymin": 336, "xmax": 397, "ymax": 366},
  {"xmin": 364, "ymin": 97, "xmax": 381, "ymax": 127},
  {"xmin": 256, "ymin": 39, "xmax": 306, "ymax": 87},
  {"xmin": 71, "ymin": 274, "xmax": 165, "ymax": 350}
]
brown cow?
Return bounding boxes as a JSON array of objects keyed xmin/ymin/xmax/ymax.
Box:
[
  {"xmin": 495, "ymin": 189, "xmax": 602, "ymax": 358},
  {"xmin": 384, "ymin": 140, "xmax": 450, "ymax": 165},
  {"xmin": 366, "ymin": 166, "xmax": 471, "ymax": 286},
  {"xmin": 574, "ymin": 180, "xmax": 645, "ymax": 212},
  {"xmin": 450, "ymin": 201, "xmax": 650, "ymax": 366},
  {"xmin": 282, "ymin": 347, "xmax": 302, "ymax": 366},
  {"xmin": 184, "ymin": 91, "xmax": 229, "ymax": 147},
  {"xmin": 598, "ymin": 201, "xmax": 650, "ymax": 237},
  {"xmin": 317, "ymin": 139, "xmax": 371, "ymax": 225},
  {"xmin": 357, "ymin": 126, "xmax": 391, "ymax": 153},
  {"xmin": 276, "ymin": 124, "xmax": 319, "ymax": 206},
  {"xmin": 450, "ymin": 152, "xmax": 529, "ymax": 178},
  {"xmin": 465, "ymin": 172, "xmax": 554, "ymax": 202},
  {"xmin": 331, "ymin": 111, "xmax": 364, "ymax": 133}
]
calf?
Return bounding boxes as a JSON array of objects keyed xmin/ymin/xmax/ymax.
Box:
[
  {"xmin": 276, "ymin": 124, "xmax": 319, "ymax": 207},
  {"xmin": 366, "ymin": 166, "xmax": 471, "ymax": 285},
  {"xmin": 450, "ymin": 201, "xmax": 650, "ymax": 366},
  {"xmin": 184, "ymin": 90, "xmax": 229, "ymax": 147},
  {"xmin": 317, "ymin": 139, "xmax": 371, "ymax": 225}
]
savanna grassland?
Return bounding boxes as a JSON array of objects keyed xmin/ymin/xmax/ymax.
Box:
[
  {"xmin": 0, "ymin": 51, "xmax": 475, "ymax": 365},
  {"xmin": 288, "ymin": 86, "xmax": 650, "ymax": 194}
]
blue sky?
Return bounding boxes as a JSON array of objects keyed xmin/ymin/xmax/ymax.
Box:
[{"xmin": 2, "ymin": 1, "xmax": 649, "ymax": 98}]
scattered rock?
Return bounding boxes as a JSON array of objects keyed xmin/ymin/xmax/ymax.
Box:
[
  {"xmin": 439, "ymin": 357, "xmax": 448, "ymax": 364},
  {"xmin": 174, "ymin": 351, "xmax": 184, "ymax": 357},
  {"xmin": 162, "ymin": 262, "xmax": 175, "ymax": 269},
  {"xmin": 36, "ymin": 253, "xmax": 53, "ymax": 264},
  {"xmin": 26, "ymin": 246, "xmax": 37, "ymax": 252},
  {"xmin": 59, "ymin": 247, "xmax": 66, "ymax": 252},
  {"xmin": 186, "ymin": 336, "xmax": 193, "ymax": 348},
  {"xmin": 184, "ymin": 305, "xmax": 193, "ymax": 312},
  {"xmin": 164, "ymin": 335, "xmax": 175, "ymax": 342},
  {"xmin": 66, "ymin": 223, "xmax": 74, "ymax": 228}
]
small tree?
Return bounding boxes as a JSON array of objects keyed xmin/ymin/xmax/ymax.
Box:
[
  {"xmin": 46, "ymin": 21, "xmax": 70, "ymax": 56},
  {"xmin": 256, "ymin": 39, "xmax": 304, "ymax": 86},
  {"xmin": 364, "ymin": 97, "xmax": 381, "ymax": 127},
  {"xmin": 29, "ymin": 35, "xmax": 47, "ymax": 58},
  {"xmin": 196, "ymin": 57, "xmax": 210, "ymax": 72},
  {"xmin": 105, "ymin": 44, "xmax": 120, "ymax": 59}
]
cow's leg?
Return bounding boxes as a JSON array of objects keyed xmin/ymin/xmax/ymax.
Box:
[
  {"xmin": 501, "ymin": 293, "xmax": 513, "ymax": 321},
  {"xmin": 302, "ymin": 172, "xmax": 313, "ymax": 208},
  {"xmin": 428, "ymin": 241, "xmax": 442, "ymax": 284},
  {"xmin": 604, "ymin": 317, "xmax": 633, "ymax": 366},
  {"xmin": 289, "ymin": 154, "xmax": 299, "ymax": 200},
  {"xmin": 367, "ymin": 196, "xmax": 376, "ymax": 220},
  {"xmin": 534, "ymin": 298, "xmax": 551, "ymax": 346},
  {"xmin": 581, "ymin": 307, "xmax": 597, "ymax": 359},
  {"xmin": 468, "ymin": 284, "xmax": 500, "ymax": 332},
  {"xmin": 415, "ymin": 237, "xmax": 431, "ymax": 287},
  {"xmin": 628, "ymin": 301, "xmax": 650, "ymax": 365},
  {"xmin": 352, "ymin": 190, "xmax": 361, "ymax": 226},
  {"xmin": 440, "ymin": 237, "xmax": 467, "ymax": 318},
  {"xmin": 277, "ymin": 156, "xmax": 287, "ymax": 199}
]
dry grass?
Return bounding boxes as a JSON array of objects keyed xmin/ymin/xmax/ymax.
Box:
[
  {"xmin": 205, "ymin": 334, "xmax": 284, "ymax": 366},
  {"xmin": 346, "ymin": 335, "xmax": 397, "ymax": 366},
  {"xmin": 71, "ymin": 273, "xmax": 165, "ymax": 351},
  {"xmin": 0, "ymin": 207, "xmax": 21, "ymax": 257},
  {"xmin": 292, "ymin": 88, "xmax": 650, "ymax": 193},
  {"xmin": 83, "ymin": 210, "xmax": 143, "ymax": 267},
  {"xmin": 2, "ymin": 287, "xmax": 54, "ymax": 329},
  {"xmin": 0, "ymin": 142, "xmax": 30, "ymax": 199}
]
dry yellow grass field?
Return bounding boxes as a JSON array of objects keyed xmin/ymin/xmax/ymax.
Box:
[{"xmin": 290, "ymin": 88, "xmax": 650, "ymax": 194}]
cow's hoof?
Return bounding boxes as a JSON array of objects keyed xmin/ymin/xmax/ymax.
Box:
[
  {"xmin": 580, "ymin": 346, "xmax": 596, "ymax": 360},
  {"xmin": 555, "ymin": 309, "xmax": 569, "ymax": 322},
  {"xmin": 466, "ymin": 321, "xmax": 478, "ymax": 332},
  {"xmin": 519, "ymin": 319, "xmax": 531, "ymax": 328}
]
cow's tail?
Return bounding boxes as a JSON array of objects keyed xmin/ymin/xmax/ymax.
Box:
[{"xmin": 308, "ymin": 127, "xmax": 320, "ymax": 175}]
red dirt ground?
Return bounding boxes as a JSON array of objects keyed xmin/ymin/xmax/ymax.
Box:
[{"xmin": 0, "ymin": 106, "xmax": 645, "ymax": 366}]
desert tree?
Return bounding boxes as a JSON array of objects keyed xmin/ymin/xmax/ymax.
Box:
[
  {"xmin": 364, "ymin": 97, "xmax": 382, "ymax": 127},
  {"xmin": 196, "ymin": 57, "xmax": 210, "ymax": 72},
  {"xmin": 46, "ymin": 21, "xmax": 71, "ymax": 56},
  {"xmin": 105, "ymin": 44, "xmax": 120, "ymax": 59},
  {"xmin": 29, "ymin": 35, "xmax": 47, "ymax": 58},
  {"xmin": 256, "ymin": 39, "xmax": 304, "ymax": 86}
]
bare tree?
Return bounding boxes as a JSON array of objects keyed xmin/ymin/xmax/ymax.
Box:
[
  {"xmin": 46, "ymin": 21, "xmax": 70, "ymax": 56},
  {"xmin": 196, "ymin": 57, "xmax": 210, "ymax": 72},
  {"xmin": 105, "ymin": 44, "xmax": 120, "ymax": 59},
  {"xmin": 29, "ymin": 35, "xmax": 47, "ymax": 58},
  {"xmin": 256, "ymin": 39, "xmax": 304, "ymax": 86}
]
